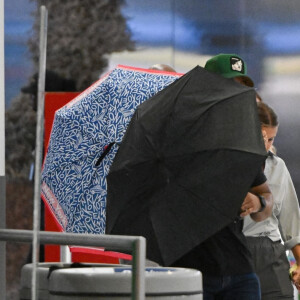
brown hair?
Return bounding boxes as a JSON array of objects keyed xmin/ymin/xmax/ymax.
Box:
[{"xmin": 257, "ymin": 102, "xmax": 279, "ymax": 127}]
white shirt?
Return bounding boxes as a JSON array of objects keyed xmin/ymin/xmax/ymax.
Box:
[{"xmin": 243, "ymin": 153, "xmax": 300, "ymax": 250}]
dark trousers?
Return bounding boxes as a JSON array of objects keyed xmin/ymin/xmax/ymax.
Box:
[
  {"xmin": 203, "ymin": 272, "xmax": 261, "ymax": 300},
  {"xmin": 246, "ymin": 236, "xmax": 294, "ymax": 300}
]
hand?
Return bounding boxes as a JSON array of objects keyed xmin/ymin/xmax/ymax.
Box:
[
  {"xmin": 240, "ymin": 192, "xmax": 261, "ymax": 217},
  {"xmin": 290, "ymin": 265, "xmax": 300, "ymax": 290}
]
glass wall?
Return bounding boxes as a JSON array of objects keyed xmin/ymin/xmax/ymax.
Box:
[{"xmin": 4, "ymin": 1, "xmax": 300, "ymax": 299}]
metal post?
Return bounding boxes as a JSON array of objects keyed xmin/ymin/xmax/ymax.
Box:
[
  {"xmin": 60, "ymin": 245, "xmax": 72, "ymax": 263},
  {"xmin": 132, "ymin": 237, "xmax": 146, "ymax": 300},
  {"xmin": 32, "ymin": 6, "xmax": 48, "ymax": 300},
  {"xmin": 0, "ymin": 0, "xmax": 6, "ymax": 297}
]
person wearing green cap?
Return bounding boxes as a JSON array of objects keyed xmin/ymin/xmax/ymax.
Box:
[
  {"xmin": 204, "ymin": 53, "xmax": 255, "ymax": 87},
  {"xmin": 171, "ymin": 54, "xmax": 273, "ymax": 300}
]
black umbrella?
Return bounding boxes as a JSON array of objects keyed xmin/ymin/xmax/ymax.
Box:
[{"xmin": 106, "ymin": 66, "xmax": 267, "ymax": 266}]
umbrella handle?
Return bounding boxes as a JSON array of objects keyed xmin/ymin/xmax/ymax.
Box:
[{"xmin": 95, "ymin": 142, "xmax": 115, "ymax": 166}]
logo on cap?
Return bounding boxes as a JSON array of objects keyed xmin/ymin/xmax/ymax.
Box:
[{"xmin": 230, "ymin": 57, "xmax": 244, "ymax": 73}]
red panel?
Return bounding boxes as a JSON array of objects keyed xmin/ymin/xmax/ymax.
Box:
[
  {"xmin": 71, "ymin": 252, "xmax": 120, "ymax": 264},
  {"xmin": 44, "ymin": 92, "xmax": 80, "ymax": 156}
]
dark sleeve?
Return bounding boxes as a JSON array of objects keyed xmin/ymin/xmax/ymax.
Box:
[{"xmin": 251, "ymin": 168, "xmax": 267, "ymax": 187}]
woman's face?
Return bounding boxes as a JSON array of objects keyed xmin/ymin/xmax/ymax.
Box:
[{"xmin": 261, "ymin": 126, "xmax": 278, "ymax": 151}]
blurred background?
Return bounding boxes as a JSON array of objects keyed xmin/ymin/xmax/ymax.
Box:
[{"xmin": 4, "ymin": 0, "xmax": 300, "ymax": 299}]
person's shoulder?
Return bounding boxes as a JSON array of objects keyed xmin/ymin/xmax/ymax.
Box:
[{"xmin": 267, "ymin": 151, "xmax": 286, "ymax": 168}]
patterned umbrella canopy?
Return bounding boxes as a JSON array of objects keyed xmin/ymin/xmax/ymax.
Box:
[{"xmin": 41, "ymin": 65, "xmax": 182, "ymax": 234}]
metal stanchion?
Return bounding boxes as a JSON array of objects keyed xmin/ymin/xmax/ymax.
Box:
[
  {"xmin": 32, "ymin": 6, "xmax": 48, "ymax": 300},
  {"xmin": 0, "ymin": 0, "xmax": 6, "ymax": 297},
  {"xmin": 60, "ymin": 245, "xmax": 72, "ymax": 263}
]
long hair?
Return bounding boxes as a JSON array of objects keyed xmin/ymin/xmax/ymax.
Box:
[{"xmin": 257, "ymin": 102, "xmax": 279, "ymax": 128}]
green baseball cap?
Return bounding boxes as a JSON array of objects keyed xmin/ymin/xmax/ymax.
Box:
[{"xmin": 204, "ymin": 54, "xmax": 254, "ymax": 87}]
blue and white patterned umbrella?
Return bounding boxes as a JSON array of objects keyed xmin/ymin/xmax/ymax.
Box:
[{"xmin": 41, "ymin": 65, "xmax": 182, "ymax": 234}]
